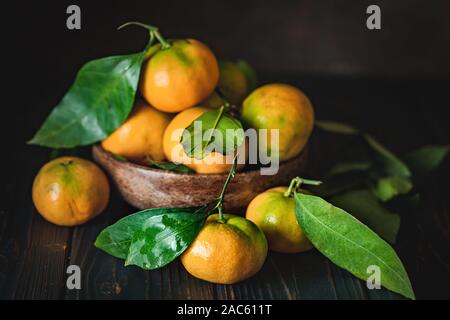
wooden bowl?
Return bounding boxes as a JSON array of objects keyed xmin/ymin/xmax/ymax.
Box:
[{"xmin": 92, "ymin": 145, "xmax": 308, "ymax": 213}]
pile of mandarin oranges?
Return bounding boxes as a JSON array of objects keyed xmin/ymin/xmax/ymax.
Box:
[{"xmin": 32, "ymin": 32, "xmax": 316, "ymax": 284}]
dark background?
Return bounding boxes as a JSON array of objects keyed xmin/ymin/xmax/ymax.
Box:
[
  {"xmin": 2, "ymin": 0, "xmax": 450, "ymax": 299},
  {"xmin": 4, "ymin": 0, "xmax": 450, "ymax": 157},
  {"xmin": 7, "ymin": 0, "xmax": 450, "ymax": 76}
]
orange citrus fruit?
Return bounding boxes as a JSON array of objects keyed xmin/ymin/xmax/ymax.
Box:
[
  {"xmin": 246, "ymin": 187, "xmax": 313, "ymax": 253},
  {"xmin": 181, "ymin": 214, "xmax": 268, "ymax": 284},
  {"xmin": 32, "ymin": 156, "xmax": 110, "ymax": 226},
  {"xmin": 203, "ymin": 60, "xmax": 250, "ymax": 108},
  {"xmin": 218, "ymin": 60, "xmax": 251, "ymax": 105},
  {"xmin": 101, "ymin": 101, "xmax": 171, "ymax": 163},
  {"xmin": 140, "ymin": 39, "xmax": 219, "ymax": 113},
  {"xmin": 163, "ymin": 106, "xmax": 245, "ymax": 174},
  {"xmin": 241, "ymin": 83, "xmax": 314, "ymax": 161}
]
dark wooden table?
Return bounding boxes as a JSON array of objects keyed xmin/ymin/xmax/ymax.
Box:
[{"xmin": 1, "ymin": 77, "xmax": 449, "ymax": 300}]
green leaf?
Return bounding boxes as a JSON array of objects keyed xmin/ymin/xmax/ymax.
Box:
[
  {"xmin": 29, "ymin": 52, "xmax": 146, "ymax": 148},
  {"xmin": 236, "ymin": 60, "xmax": 258, "ymax": 91},
  {"xmin": 125, "ymin": 207, "xmax": 209, "ymax": 269},
  {"xmin": 95, "ymin": 206, "xmax": 206, "ymax": 266},
  {"xmin": 363, "ymin": 134, "xmax": 411, "ymax": 177},
  {"xmin": 403, "ymin": 145, "xmax": 449, "ymax": 177},
  {"xmin": 294, "ymin": 192, "xmax": 415, "ymax": 299},
  {"xmin": 145, "ymin": 159, "xmax": 194, "ymax": 174},
  {"xmin": 372, "ymin": 176, "xmax": 413, "ymax": 202},
  {"xmin": 329, "ymin": 189, "xmax": 401, "ymax": 243},
  {"xmin": 95, "ymin": 207, "xmax": 179, "ymax": 259},
  {"xmin": 328, "ymin": 161, "xmax": 372, "ymax": 176},
  {"xmin": 315, "ymin": 120, "xmax": 359, "ymax": 135},
  {"xmin": 181, "ymin": 107, "xmax": 244, "ymax": 159}
]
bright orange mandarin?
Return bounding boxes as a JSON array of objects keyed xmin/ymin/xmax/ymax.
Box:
[
  {"xmin": 140, "ymin": 39, "xmax": 219, "ymax": 113},
  {"xmin": 181, "ymin": 214, "xmax": 268, "ymax": 284},
  {"xmin": 101, "ymin": 101, "xmax": 170, "ymax": 163},
  {"xmin": 32, "ymin": 157, "xmax": 110, "ymax": 226}
]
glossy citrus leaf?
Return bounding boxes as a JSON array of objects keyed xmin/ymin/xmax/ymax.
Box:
[
  {"xmin": 95, "ymin": 206, "xmax": 204, "ymax": 259},
  {"xmin": 181, "ymin": 108, "xmax": 244, "ymax": 159},
  {"xmin": 295, "ymin": 192, "xmax": 415, "ymax": 299},
  {"xmin": 29, "ymin": 52, "xmax": 145, "ymax": 148}
]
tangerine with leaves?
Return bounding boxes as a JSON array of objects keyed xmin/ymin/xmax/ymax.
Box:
[
  {"xmin": 163, "ymin": 106, "xmax": 244, "ymax": 174},
  {"xmin": 125, "ymin": 21, "xmax": 219, "ymax": 113}
]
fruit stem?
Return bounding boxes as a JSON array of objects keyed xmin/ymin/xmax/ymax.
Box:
[
  {"xmin": 301, "ymin": 178, "xmax": 323, "ymax": 186},
  {"xmin": 284, "ymin": 177, "xmax": 300, "ymax": 197},
  {"xmin": 284, "ymin": 177, "xmax": 322, "ymax": 197},
  {"xmin": 153, "ymin": 30, "xmax": 171, "ymax": 49},
  {"xmin": 215, "ymin": 89, "xmax": 241, "ymax": 116},
  {"xmin": 215, "ymin": 156, "xmax": 238, "ymax": 223},
  {"xmin": 118, "ymin": 21, "xmax": 171, "ymax": 49},
  {"xmin": 215, "ymin": 89, "xmax": 231, "ymax": 108}
]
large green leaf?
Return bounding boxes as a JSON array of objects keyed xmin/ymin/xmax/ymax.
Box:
[
  {"xmin": 125, "ymin": 209, "xmax": 208, "ymax": 269},
  {"xmin": 95, "ymin": 206, "xmax": 203, "ymax": 260},
  {"xmin": 29, "ymin": 52, "xmax": 145, "ymax": 148},
  {"xmin": 403, "ymin": 145, "xmax": 449, "ymax": 178},
  {"xmin": 95, "ymin": 206, "xmax": 208, "ymax": 269},
  {"xmin": 294, "ymin": 192, "xmax": 415, "ymax": 299},
  {"xmin": 181, "ymin": 107, "xmax": 244, "ymax": 160},
  {"xmin": 329, "ymin": 189, "xmax": 400, "ymax": 243}
]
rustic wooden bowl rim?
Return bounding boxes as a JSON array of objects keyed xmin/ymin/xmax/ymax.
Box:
[{"xmin": 92, "ymin": 144, "xmax": 306, "ymax": 179}]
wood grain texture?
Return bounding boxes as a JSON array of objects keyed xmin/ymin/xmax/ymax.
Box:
[{"xmin": 1, "ymin": 77, "xmax": 449, "ymax": 300}]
